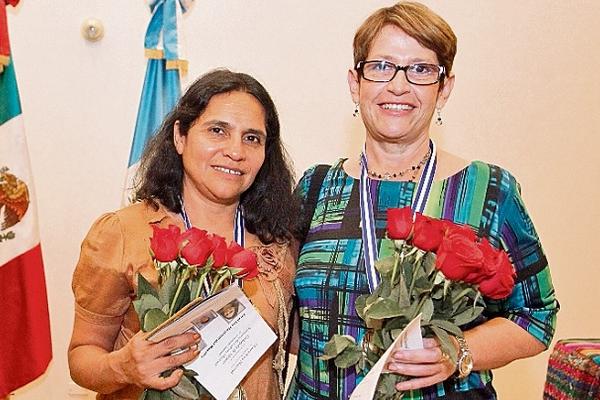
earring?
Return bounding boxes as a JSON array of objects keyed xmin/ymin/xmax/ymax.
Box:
[
  {"xmin": 353, "ymin": 102, "xmax": 360, "ymax": 117},
  {"xmin": 435, "ymin": 107, "xmax": 443, "ymax": 126}
]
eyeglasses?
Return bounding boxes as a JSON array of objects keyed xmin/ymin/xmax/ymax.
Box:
[{"xmin": 356, "ymin": 60, "xmax": 445, "ymax": 85}]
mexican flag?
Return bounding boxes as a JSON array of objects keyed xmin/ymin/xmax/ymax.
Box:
[{"xmin": 0, "ymin": 1, "xmax": 52, "ymax": 396}]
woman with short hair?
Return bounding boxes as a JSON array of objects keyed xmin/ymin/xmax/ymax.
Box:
[{"xmin": 287, "ymin": 2, "xmax": 558, "ymax": 399}]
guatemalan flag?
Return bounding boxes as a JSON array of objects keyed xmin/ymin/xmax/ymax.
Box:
[
  {"xmin": 0, "ymin": 0, "xmax": 52, "ymax": 397},
  {"xmin": 122, "ymin": 0, "xmax": 192, "ymax": 204}
]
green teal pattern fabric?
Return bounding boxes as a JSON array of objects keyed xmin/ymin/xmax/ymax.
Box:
[{"xmin": 286, "ymin": 159, "xmax": 558, "ymax": 400}]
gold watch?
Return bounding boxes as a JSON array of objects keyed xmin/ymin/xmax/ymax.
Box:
[{"xmin": 455, "ymin": 336, "xmax": 473, "ymax": 379}]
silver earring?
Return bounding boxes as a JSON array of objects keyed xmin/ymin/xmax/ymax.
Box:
[
  {"xmin": 353, "ymin": 102, "xmax": 360, "ymax": 117},
  {"xmin": 435, "ymin": 108, "xmax": 443, "ymax": 126}
]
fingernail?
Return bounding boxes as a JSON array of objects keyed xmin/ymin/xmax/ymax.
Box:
[
  {"xmin": 193, "ymin": 333, "xmax": 200, "ymax": 340},
  {"xmin": 387, "ymin": 363, "xmax": 397, "ymax": 371}
]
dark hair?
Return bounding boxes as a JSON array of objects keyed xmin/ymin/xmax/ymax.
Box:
[
  {"xmin": 353, "ymin": 1, "xmax": 457, "ymax": 79},
  {"xmin": 134, "ymin": 69, "xmax": 300, "ymax": 244}
]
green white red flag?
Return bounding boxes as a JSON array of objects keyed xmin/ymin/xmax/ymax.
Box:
[{"xmin": 0, "ymin": 0, "xmax": 52, "ymax": 396}]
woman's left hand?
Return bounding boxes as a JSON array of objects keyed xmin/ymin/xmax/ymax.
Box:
[{"xmin": 387, "ymin": 338, "xmax": 456, "ymax": 391}]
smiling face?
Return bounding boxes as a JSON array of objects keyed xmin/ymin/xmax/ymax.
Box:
[
  {"xmin": 348, "ymin": 24, "xmax": 454, "ymax": 145},
  {"xmin": 174, "ymin": 91, "xmax": 267, "ymax": 206}
]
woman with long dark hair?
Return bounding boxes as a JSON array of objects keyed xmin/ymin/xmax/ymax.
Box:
[{"xmin": 69, "ymin": 69, "xmax": 300, "ymax": 400}]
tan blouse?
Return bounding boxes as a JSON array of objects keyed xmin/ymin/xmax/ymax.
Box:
[{"xmin": 72, "ymin": 202, "xmax": 296, "ymax": 400}]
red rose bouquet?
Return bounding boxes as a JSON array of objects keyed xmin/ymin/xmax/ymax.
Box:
[
  {"xmin": 321, "ymin": 207, "xmax": 516, "ymax": 398},
  {"xmin": 134, "ymin": 224, "xmax": 259, "ymax": 400}
]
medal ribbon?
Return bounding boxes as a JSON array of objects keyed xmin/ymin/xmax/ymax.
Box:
[{"xmin": 359, "ymin": 139, "xmax": 437, "ymax": 292}]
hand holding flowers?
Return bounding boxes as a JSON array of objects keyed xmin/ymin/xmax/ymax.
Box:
[
  {"xmin": 133, "ymin": 224, "xmax": 259, "ymax": 400},
  {"xmin": 321, "ymin": 207, "xmax": 516, "ymax": 398}
]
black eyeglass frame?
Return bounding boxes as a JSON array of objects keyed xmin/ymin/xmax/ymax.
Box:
[{"xmin": 355, "ymin": 60, "xmax": 446, "ymax": 86}]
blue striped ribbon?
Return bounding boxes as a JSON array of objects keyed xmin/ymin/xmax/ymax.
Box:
[{"xmin": 359, "ymin": 139, "xmax": 437, "ymax": 292}]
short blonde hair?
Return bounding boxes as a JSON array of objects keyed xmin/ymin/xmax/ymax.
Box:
[{"xmin": 353, "ymin": 1, "xmax": 457, "ymax": 76}]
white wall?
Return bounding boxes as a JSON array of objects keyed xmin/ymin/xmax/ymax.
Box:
[{"xmin": 6, "ymin": 1, "xmax": 600, "ymax": 399}]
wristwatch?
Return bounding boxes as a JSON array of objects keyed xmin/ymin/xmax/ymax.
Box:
[{"xmin": 455, "ymin": 336, "xmax": 473, "ymax": 379}]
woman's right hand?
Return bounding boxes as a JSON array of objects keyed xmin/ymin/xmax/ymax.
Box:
[{"xmin": 108, "ymin": 331, "xmax": 201, "ymax": 390}]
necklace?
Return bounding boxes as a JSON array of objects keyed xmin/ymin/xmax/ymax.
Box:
[{"xmin": 362, "ymin": 147, "xmax": 432, "ymax": 181}]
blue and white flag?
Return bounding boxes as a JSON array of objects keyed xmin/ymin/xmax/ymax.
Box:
[{"xmin": 123, "ymin": 0, "xmax": 193, "ymax": 204}]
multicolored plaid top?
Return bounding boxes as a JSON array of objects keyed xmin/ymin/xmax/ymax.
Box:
[{"xmin": 286, "ymin": 159, "xmax": 558, "ymax": 400}]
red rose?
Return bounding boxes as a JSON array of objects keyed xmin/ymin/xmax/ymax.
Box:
[
  {"xmin": 472, "ymin": 239, "xmax": 501, "ymax": 281},
  {"xmin": 225, "ymin": 242, "xmax": 243, "ymax": 259},
  {"xmin": 229, "ymin": 249, "xmax": 259, "ymax": 280},
  {"xmin": 477, "ymin": 245, "xmax": 516, "ymax": 299},
  {"xmin": 387, "ymin": 207, "xmax": 414, "ymax": 240},
  {"xmin": 179, "ymin": 227, "xmax": 207, "ymax": 248},
  {"xmin": 181, "ymin": 235, "xmax": 213, "ymax": 266},
  {"xmin": 444, "ymin": 222, "xmax": 478, "ymax": 242},
  {"xmin": 435, "ymin": 232, "xmax": 485, "ymax": 283},
  {"xmin": 150, "ymin": 224, "xmax": 181, "ymax": 262},
  {"xmin": 411, "ymin": 213, "xmax": 447, "ymax": 252},
  {"xmin": 210, "ymin": 235, "xmax": 228, "ymax": 268}
]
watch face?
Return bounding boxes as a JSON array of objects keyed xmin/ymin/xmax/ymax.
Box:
[{"xmin": 459, "ymin": 353, "xmax": 473, "ymax": 376}]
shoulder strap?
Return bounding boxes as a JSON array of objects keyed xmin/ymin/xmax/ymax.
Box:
[{"xmin": 300, "ymin": 164, "xmax": 331, "ymax": 240}]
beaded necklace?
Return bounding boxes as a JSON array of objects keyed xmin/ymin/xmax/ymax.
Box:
[{"xmin": 362, "ymin": 147, "xmax": 432, "ymax": 181}]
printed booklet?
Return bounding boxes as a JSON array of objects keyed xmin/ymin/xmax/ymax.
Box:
[{"xmin": 148, "ymin": 284, "xmax": 277, "ymax": 400}]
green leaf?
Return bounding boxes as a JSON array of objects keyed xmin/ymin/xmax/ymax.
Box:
[
  {"xmin": 376, "ymin": 373, "xmax": 401, "ymax": 396},
  {"xmin": 422, "ymin": 252, "xmax": 437, "ymax": 275},
  {"xmin": 182, "ymin": 368, "xmax": 198, "ymax": 378},
  {"xmin": 398, "ymin": 273, "xmax": 410, "ymax": 308},
  {"xmin": 334, "ymin": 345, "xmax": 363, "ymax": 368},
  {"xmin": 381, "ymin": 328, "xmax": 394, "ymax": 349},
  {"xmin": 160, "ymin": 390, "xmax": 176, "ymax": 400},
  {"xmin": 430, "ymin": 319, "xmax": 463, "ymax": 337},
  {"xmin": 137, "ymin": 273, "xmax": 158, "ymax": 298},
  {"xmin": 431, "ymin": 325, "xmax": 458, "ymax": 364},
  {"xmin": 188, "ymin": 279, "xmax": 201, "ymax": 301},
  {"xmin": 365, "ymin": 317, "xmax": 383, "ymax": 330},
  {"xmin": 451, "ymin": 287, "xmax": 477, "ymax": 305},
  {"xmin": 355, "ymin": 295, "xmax": 368, "ymax": 320},
  {"xmin": 159, "ymin": 272, "xmax": 178, "ymax": 305},
  {"xmin": 375, "ymin": 256, "xmax": 396, "ymax": 276},
  {"xmin": 401, "ymin": 259, "xmax": 415, "ymax": 290},
  {"xmin": 378, "ymin": 278, "xmax": 392, "ymax": 299},
  {"xmin": 171, "ymin": 375, "xmax": 199, "ymax": 400},
  {"xmin": 142, "ymin": 389, "xmax": 162, "ymax": 400},
  {"xmin": 134, "ymin": 294, "xmax": 164, "ymax": 322},
  {"xmin": 413, "ymin": 276, "xmax": 433, "ymax": 293},
  {"xmin": 320, "ymin": 335, "xmax": 356, "ymax": 359},
  {"xmin": 365, "ymin": 292, "xmax": 379, "ymax": 308},
  {"xmin": 193, "ymin": 379, "xmax": 212, "ymax": 398},
  {"xmin": 143, "ymin": 308, "xmax": 168, "ymax": 332},
  {"xmin": 385, "ymin": 316, "xmax": 410, "ymax": 331},
  {"xmin": 371, "ymin": 329, "xmax": 385, "ymax": 351},
  {"xmin": 367, "ymin": 298, "xmax": 403, "ymax": 319},
  {"xmin": 171, "ymin": 284, "xmax": 191, "ymax": 315},
  {"xmin": 420, "ymin": 298, "xmax": 434, "ymax": 323},
  {"xmin": 451, "ymin": 305, "xmax": 484, "ymax": 326}
]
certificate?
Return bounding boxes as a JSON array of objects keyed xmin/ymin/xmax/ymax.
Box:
[{"xmin": 147, "ymin": 284, "xmax": 277, "ymax": 400}]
